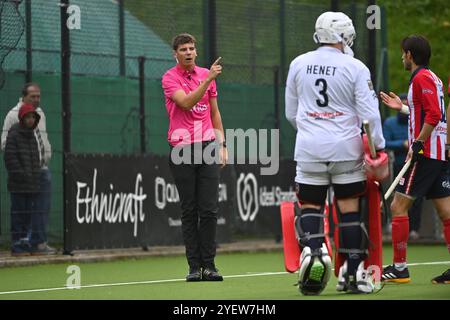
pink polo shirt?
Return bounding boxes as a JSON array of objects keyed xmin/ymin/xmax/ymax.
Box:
[{"xmin": 162, "ymin": 64, "xmax": 217, "ymax": 146}]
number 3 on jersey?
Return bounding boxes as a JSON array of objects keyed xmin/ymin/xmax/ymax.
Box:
[{"xmin": 315, "ymin": 78, "xmax": 328, "ymax": 107}]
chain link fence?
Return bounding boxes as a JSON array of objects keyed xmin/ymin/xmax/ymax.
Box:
[
  {"xmin": 0, "ymin": 0, "xmax": 24, "ymax": 87},
  {"xmin": 0, "ymin": 0, "xmax": 392, "ymax": 247}
]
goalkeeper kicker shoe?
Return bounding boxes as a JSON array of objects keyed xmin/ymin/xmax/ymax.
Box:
[
  {"xmin": 431, "ymin": 269, "xmax": 450, "ymax": 284},
  {"xmin": 337, "ymin": 261, "xmax": 375, "ymax": 294},
  {"xmin": 353, "ymin": 261, "xmax": 375, "ymax": 293},
  {"xmin": 382, "ymin": 264, "xmax": 411, "ymax": 283},
  {"xmin": 298, "ymin": 243, "xmax": 331, "ymax": 295}
]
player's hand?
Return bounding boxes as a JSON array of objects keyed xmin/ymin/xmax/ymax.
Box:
[
  {"xmin": 402, "ymin": 140, "xmax": 409, "ymax": 150},
  {"xmin": 380, "ymin": 91, "xmax": 402, "ymax": 111},
  {"xmin": 207, "ymin": 57, "xmax": 222, "ymax": 82},
  {"xmin": 220, "ymin": 145, "xmax": 228, "ymax": 168},
  {"xmin": 403, "ymin": 140, "xmax": 409, "ymax": 150},
  {"xmin": 405, "ymin": 148, "xmax": 413, "ymax": 163}
]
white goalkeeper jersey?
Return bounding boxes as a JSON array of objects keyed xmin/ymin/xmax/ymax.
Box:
[{"xmin": 285, "ymin": 46, "xmax": 385, "ymax": 162}]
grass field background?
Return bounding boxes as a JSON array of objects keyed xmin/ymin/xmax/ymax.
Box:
[{"xmin": 0, "ymin": 245, "xmax": 448, "ymax": 300}]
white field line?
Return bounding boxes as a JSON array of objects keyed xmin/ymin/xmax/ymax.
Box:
[{"xmin": 0, "ymin": 260, "xmax": 448, "ymax": 296}]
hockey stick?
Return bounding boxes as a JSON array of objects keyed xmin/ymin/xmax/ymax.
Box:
[
  {"xmin": 363, "ymin": 120, "xmax": 377, "ymax": 159},
  {"xmin": 383, "ymin": 159, "xmax": 411, "ymax": 201}
]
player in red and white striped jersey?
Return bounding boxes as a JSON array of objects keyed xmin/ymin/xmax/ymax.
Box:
[
  {"xmin": 446, "ymin": 74, "xmax": 450, "ymax": 180},
  {"xmin": 447, "ymin": 75, "xmax": 450, "ymax": 160},
  {"xmin": 380, "ymin": 35, "xmax": 450, "ymax": 285},
  {"xmin": 408, "ymin": 68, "xmax": 446, "ymax": 160}
]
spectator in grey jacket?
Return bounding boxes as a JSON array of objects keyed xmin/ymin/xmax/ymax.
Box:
[{"xmin": 1, "ymin": 83, "xmax": 55, "ymax": 255}]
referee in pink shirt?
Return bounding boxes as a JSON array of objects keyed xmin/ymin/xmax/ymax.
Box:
[{"xmin": 162, "ymin": 33, "xmax": 227, "ymax": 282}]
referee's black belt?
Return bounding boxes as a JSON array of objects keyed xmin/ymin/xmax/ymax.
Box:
[{"xmin": 169, "ymin": 139, "xmax": 216, "ymax": 149}]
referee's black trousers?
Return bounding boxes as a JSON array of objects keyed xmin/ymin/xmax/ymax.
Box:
[{"xmin": 169, "ymin": 142, "xmax": 220, "ymax": 270}]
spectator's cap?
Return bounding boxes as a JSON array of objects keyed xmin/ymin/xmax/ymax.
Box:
[
  {"xmin": 399, "ymin": 93, "xmax": 408, "ymax": 101},
  {"xmin": 18, "ymin": 103, "xmax": 40, "ymax": 126}
]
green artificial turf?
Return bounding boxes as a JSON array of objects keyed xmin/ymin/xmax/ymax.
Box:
[{"xmin": 0, "ymin": 245, "xmax": 448, "ymax": 300}]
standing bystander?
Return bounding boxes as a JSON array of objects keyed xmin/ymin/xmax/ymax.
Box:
[
  {"xmin": 4, "ymin": 104, "xmax": 42, "ymax": 256},
  {"xmin": 1, "ymin": 83, "xmax": 55, "ymax": 255}
]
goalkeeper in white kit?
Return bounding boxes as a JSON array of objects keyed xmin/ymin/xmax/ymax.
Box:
[{"xmin": 285, "ymin": 11, "xmax": 385, "ymax": 295}]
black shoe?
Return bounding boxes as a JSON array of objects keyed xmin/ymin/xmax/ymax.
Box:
[
  {"xmin": 382, "ymin": 265, "xmax": 410, "ymax": 283},
  {"xmin": 186, "ymin": 268, "xmax": 202, "ymax": 282},
  {"xmin": 11, "ymin": 240, "xmax": 31, "ymax": 257},
  {"xmin": 431, "ymin": 269, "xmax": 450, "ymax": 284},
  {"xmin": 202, "ymin": 267, "xmax": 223, "ymax": 281}
]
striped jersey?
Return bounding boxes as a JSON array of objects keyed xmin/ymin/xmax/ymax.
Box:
[{"xmin": 407, "ymin": 67, "xmax": 447, "ymax": 160}]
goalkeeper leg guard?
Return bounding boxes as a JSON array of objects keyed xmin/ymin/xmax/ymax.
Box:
[
  {"xmin": 334, "ymin": 198, "xmax": 369, "ymax": 277},
  {"xmin": 333, "ymin": 180, "xmax": 383, "ymax": 282},
  {"xmin": 280, "ymin": 202, "xmax": 332, "ymax": 273},
  {"xmin": 294, "ymin": 207, "xmax": 326, "ymax": 250},
  {"xmin": 280, "ymin": 202, "xmax": 301, "ymax": 272}
]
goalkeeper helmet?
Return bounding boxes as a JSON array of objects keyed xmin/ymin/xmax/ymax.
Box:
[{"xmin": 313, "ymin": 11, "xmax": 356, "ymax": 48}]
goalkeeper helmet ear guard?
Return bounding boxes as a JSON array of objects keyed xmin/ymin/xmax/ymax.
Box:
[{"xmin": 313, "ymin": 11, "xmax": 356, "ymax": 48}]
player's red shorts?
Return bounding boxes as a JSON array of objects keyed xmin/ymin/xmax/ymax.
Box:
[{"xmin": 396, "ymin": 156, "xmax": 450, "ymax": 199}]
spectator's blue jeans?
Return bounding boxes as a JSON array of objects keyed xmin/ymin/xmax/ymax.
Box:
[
  {"xmin": 32, "ymin": 168, "xmax": 52, "ymax": 245},
  {"xmin": 10, "ymin": 169, "xmax": 51, "ymax": 247},
  {"xmin": 10, "ymin": 192, "xmax": 38, "ymax": 244}
]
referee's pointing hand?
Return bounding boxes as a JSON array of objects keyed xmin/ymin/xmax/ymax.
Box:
[{"xmin": 207, "ymin": 57, "xmax": 222, "ymax": 82}]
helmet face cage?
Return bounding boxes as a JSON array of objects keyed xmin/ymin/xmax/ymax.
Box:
[
  {"xmin": 341, "ymin": 28, "xmax": 356, "ymax": 48},
  {"xmin": 313, "ymin": 12, "xmax": 356, "ymax": 48}
]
